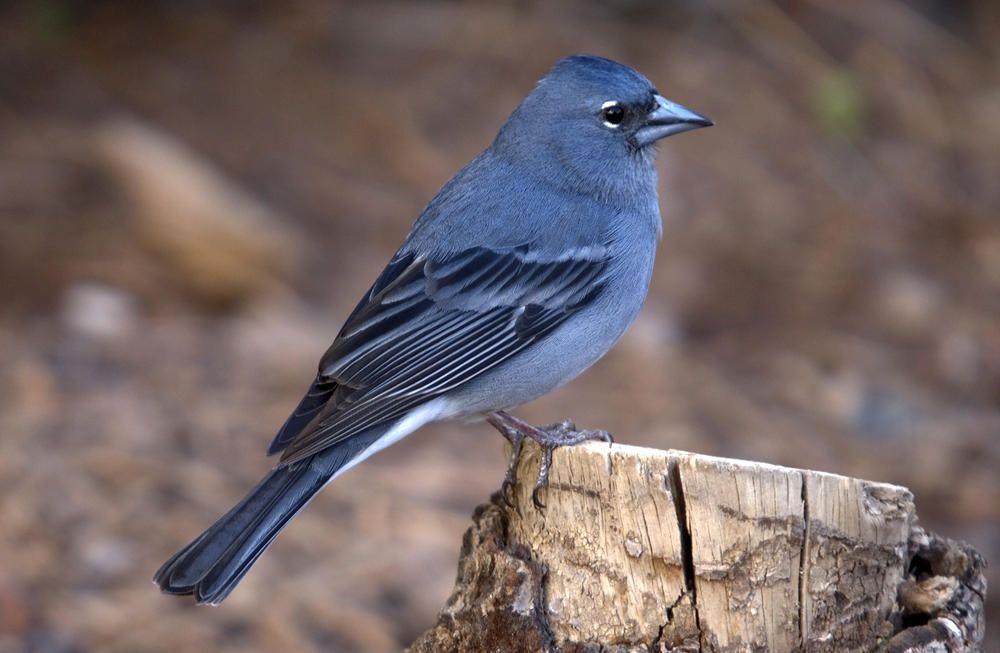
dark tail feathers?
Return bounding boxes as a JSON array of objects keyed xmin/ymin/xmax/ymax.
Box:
[
  {"xmin": 153, "ymin": 460, "xmax": 328, "ymax": 605},
  {"xmin": 155, "ymin": 422, "xmax": 392, "ymax": 604}
]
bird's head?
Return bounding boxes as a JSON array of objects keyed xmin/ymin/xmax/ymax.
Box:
[{"xmin": 493, "ymin": 55, "xmax": 712, "ymax": 203}]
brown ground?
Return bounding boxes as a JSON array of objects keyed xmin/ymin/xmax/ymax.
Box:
[{"xmin": 0, "ymin": 2, "xmax": 997, "ymax": 651}]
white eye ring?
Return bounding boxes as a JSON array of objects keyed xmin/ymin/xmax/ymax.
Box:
[{"xmin": 601, "ymin": 100, "xmax": 625, "ymax": 128}]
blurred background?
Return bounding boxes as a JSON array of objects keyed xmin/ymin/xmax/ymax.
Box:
[{"xmin": 0, "ymin": 1, "xmax": 997, "ymax": 651}]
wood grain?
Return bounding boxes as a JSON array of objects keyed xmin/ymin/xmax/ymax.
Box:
[{"xmin": 408, "ymin": 441, "xmax": 985, "ymax": 652}]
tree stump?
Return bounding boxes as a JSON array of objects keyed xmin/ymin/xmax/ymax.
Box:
[{"xmin": 407, "ymin": 441, "xmax": 986, "ymax": 652}]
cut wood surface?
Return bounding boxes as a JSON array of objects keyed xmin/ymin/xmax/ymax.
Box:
[{"xmin": 408, "ymin": 441, "xmax": 986, "ymax": 652}]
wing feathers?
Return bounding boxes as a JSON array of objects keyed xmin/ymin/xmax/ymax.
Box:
[
  {"xmin": 266, "ymin": 377, "xmax": 338, "ymax": 456},
  {"xmin": 274, "ymin": 245, "xmax": 608, "ymax": 463}
]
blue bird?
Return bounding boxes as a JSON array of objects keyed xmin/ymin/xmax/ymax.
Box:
[{"xmin": 154, "ymin": 54, "xmax": 712, "ymax": 604}]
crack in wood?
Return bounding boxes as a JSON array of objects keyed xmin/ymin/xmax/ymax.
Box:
[
  {"xmin": 533, "ymin": 560, "xmax": 557, "ymax": 653},
  {"xmin": 668, "ymin": 459, "xmax": 702, "ymax": 650},
  {"xmin": 408, "ymin": 444, "xmax": 985, "ymax": 652},
  {"xmin": 798, "ymin": 471, "xmax": 810, "ymax": 650}
]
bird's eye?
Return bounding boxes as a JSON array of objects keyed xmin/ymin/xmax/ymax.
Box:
[{"xmin": 601, "ymin": 101, "xmax": 626, "ymax": 127}]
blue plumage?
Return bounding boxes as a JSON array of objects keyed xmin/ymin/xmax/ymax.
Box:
[{"xmin": 154, "ymin": 54, "xmax": 711, "ymax": 604}]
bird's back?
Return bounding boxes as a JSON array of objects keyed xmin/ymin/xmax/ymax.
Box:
[{"xmin": 403, "ymin": 147, "xmax": 660, "ymax": 259}]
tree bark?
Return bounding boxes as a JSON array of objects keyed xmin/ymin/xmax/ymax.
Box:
[{"xmin": 407, "ymin": 441, "xmax": 986, "ymax": 652}]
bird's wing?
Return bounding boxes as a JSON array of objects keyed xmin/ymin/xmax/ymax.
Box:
[{"xmin": 269, "ymin": 244, "xmax": 609, "ymax": 464}]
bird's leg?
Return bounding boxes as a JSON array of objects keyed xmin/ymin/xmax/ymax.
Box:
[
  {"xmin": 486, "ymin": 412, "xmax": 525, "ymax": 507},
  {"xmin": 486, "ymin": 410, "xmax": 613, "ymax": 509}
]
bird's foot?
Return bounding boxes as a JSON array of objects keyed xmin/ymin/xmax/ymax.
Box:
[
  {"xmin": 486, "ymin": 410, "xmax": 613, "ymax": 509},
  {"xmin": 486, "ymin": 414, "xmax": 525, "ymax": 507}
]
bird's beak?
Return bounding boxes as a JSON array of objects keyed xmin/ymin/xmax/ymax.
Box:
[{"xmin": 635, "ymin": 94, "xmax": 713, "ymax": 147}]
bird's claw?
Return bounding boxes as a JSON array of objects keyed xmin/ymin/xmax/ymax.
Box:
[
  {"xmin": 488, "ymin": 411, "xmax": 614, "ymax": 511},
  {"xmin": 531, "ymin": 484, "xmax": 546, "ymax": 509},
  {"xmin": 499, "ymin": 429, "xmax": 524, "ymax": 508},
  {"xmin": 590, "ymin": 429, "xmax": 614, "ymax": 445},
  {"xmin": 528, "ymin": 426, "xmax": 610, "ymax": 508},
  {"xmin": 528, "ymin": 444, "xmax": 551, "ymax": 508}
]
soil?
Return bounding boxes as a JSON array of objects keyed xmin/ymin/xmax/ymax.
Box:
[{"xmin": 0, "ymin": 2, "xmax": 996, "ymax": 651}]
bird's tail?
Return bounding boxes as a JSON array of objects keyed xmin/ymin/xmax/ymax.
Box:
[
  {"xmin": 153, "ymin": 428, "xmax": 385, "ymax": 605},
  {"xmin": 153, "ymin": 460, "xmax": 327, "ymax": 604}
]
